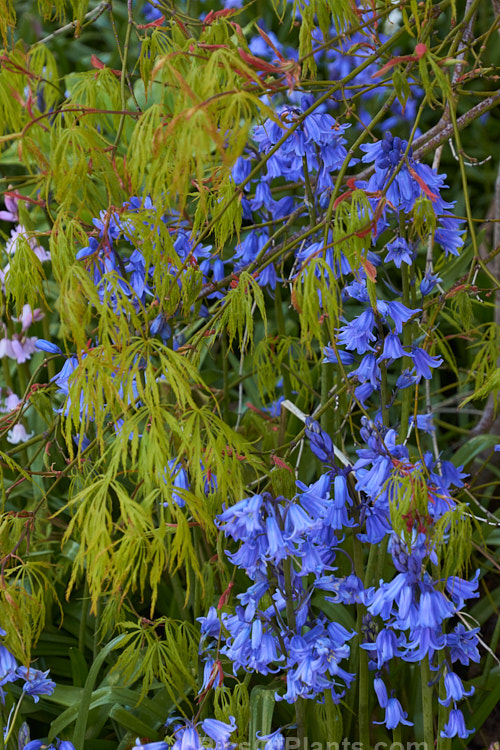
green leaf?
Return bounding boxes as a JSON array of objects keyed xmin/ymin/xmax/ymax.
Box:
[
  {"xmin": 450, "ymin": 434, "xmax": 500, "ymax": 468},
  {"xmin": 249, "ymin": 687, "xmax": 276, "ymax": 750},
  {"xmin": 53, "ymin": 634, "xmax": 126, "ymax": 748}
]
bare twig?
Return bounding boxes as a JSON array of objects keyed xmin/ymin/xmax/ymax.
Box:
[{"xmin": 31, "ymin": 1, "xmax": 111, "ymax": 47}]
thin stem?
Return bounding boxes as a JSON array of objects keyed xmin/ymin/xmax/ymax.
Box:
[
  {"xmin": 31, "ymin": 1, "xmax": 110, "ymax": 47},
  {"xmin": 3, "ymin": 694, "xmax": 24, "ymax": 745},
  {"xmin": 353, "ymin": 533, "xmax": 370, "ymax": 750},
  {"xmin": 420, "ymin": 657, "xmax": 435, "ymax": 750},
  {"xmin": 398, "ymin": 263, "xmax": 413, "ymax": 443},
  {"xmin": 221, "ymin": 331, "xmax": 230, "ymax": 424},
  {"xmin": 302, "ymin": 156, "xmax": 317, "ymax": 227},
  {"xmin": 283, "ymin": 557, "xmax": 306, "ymax": 746},
  {"xmin": 113, "ymin": 2, "xmax": 134, "ymax": 148},
  {"xmin": 437, "ymin": 672, "xmax": 451, "ymax": 750},
  {"xmin": 274, "ymin": 283, "xmax": 293, "ymax": 402}
]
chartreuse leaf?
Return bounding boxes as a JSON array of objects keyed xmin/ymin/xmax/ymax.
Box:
[
  {"xmin": 5, "ymin": 232, "xmax": 47, "ymax": 314},
  {"xmin": 111, "ymin": 618, "xmax": 199, "ymax": 705},
  {"xmin": 293, "ymin": 257, "xmax": 340, "ymax": 348},
  {"xmin": 215, "ymin": 270, "xmax": 267, "ymax": 350},
  {"xmin": 459, "ymin": 368, "xmax": 500, "ymax": 409}
]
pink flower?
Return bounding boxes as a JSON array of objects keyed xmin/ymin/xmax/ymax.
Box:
[
  {"xmin": 9, "ymin": 335, "xmax": 38, "ymax": 363},
  {"xmin": 14, "ymin": 304, "xmax": 44, "ymax": 331},
  {"xmin": 1, "ymin": 391, "xmax": 21, "ymax": 412},
  {"xmin": 0, "ymin": 194, "xmax": 18, "ymax": 222},
  {"xmin": 7, "ymin": 423, "xmax": 34, "ymax": 444},
  {"xmin": 5, "ymin": 224, "xmax": 50, "ymax": 262},
  {"xmin": 0, "ymin": 336, "xmax": 14, "ymax": 358}
]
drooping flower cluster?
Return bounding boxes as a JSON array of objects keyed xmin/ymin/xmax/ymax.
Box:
[{"xmin": 197, "ymin": 457, "xmax": 369, "ymax": 704}]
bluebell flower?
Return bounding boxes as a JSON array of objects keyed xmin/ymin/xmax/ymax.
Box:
[
  {"xmin": 343, "ymin": 279, "xmax": 370, "ymax": 304},
  {"xmin": 162, "ymin": 459, "xmax": 189, "ymax": 508},
  {"xmin": 234, "ymin": 230, "xmax": 268, "ymax": 266},
  {"xmin": 435, "ymin": 214, "xmax": 465, "ymax": 257},
  {"xmin": 439, "ymin": 460, "xmax": 467, "ymax": 488},
  {"xmin": 256, "ymin": 263, "xmax": 277, "ymax": 290},
  {"xmin": 321, "ymin": 573, "xmax": 366, "ymax": 605},
  {"xmin": 323, "ymin": 474, "xmax": 354, "ymax": 529},
  {"xmin": 171, "ymin": 723, "xmax": 203, "ymax": 750},
  {"xmin": 409, "ymin": 413, "xmax": 435, "ymax": 433},
  {"xmin": 445, "ymin": 623, "xmax": 480, "ymax": 665},
  {"xmin": 438, "ymin": 671, "xmax": 474, "ymax": 706},
  {"xmin": 417, "ymin": 586, "xmax": 454, "ymax": 629},
  {"xmin": 350, "ymin": 353, "xmax": 380, "ymax": 387},
  {"xmin": 133, "ymin": 741, "xmax": 168, "ymax": 750},
  {"xmin": 231, "ymin": 156, "xmax": 252, "ymax": 184},
  {"xmin": 258, "ymin": 728, "xmax": 285, "ymax": 750},
  {"xmin": 142, "ymin": 1, "xmax": 163, "ymax": 22},
  {"xmin": 17, "ymin": 666, "xmax": 56, "ymax": 702},
  {"xmin": 362, "ymin": 627, "xmax": 407, "ymax": 668},
  {"xmin": 337, "ymin": 309, "xmax": 376, "ymax": 354},
  {"xmin": 75, "ymin": 236, "xmax": 100, "ymax": 261},
  {"xmin": 359, "ymin": 132, "xmax": 421, "ymax": 213},
  {"xmin": 420, "ymin": 270, "xmax": 442, "ymax": 296},
  {"xmin": 0, "ymin": 643, "xmax": 17, "ymax": 688},
  {"xmin": 201, "ymin": 716, "xmax": 237, "ymax": 746},
  {"xmin": 250, "ymin": 181, "xmax": 273, "ymax": 212},
  {"xmin": 284, "ymin": 502, "xmax": 316, "ymax": 543},
  {"xmin": 373, "ymin": 677, "xmax": 388, "ymax": 708},
  {"xmin": 403, "ymin": 626, "xmax": 446, "ymax": 662},
  {"xmin": 252, "ymin": 101, "xmax": 350, "ymax": 192},
  {"xmin": 378, "ymin": 333, "xmax": 407, "ymax": 361},
  {"xmin": 377, "ymin": 299, "xmax": 418, "ymax": 334},
  {"xmin": 197, "ymin": 607, "xmax": 220, "ymax": 640},
  {"xmin": 445, "ymin": 570, "xmax": 480, "ymax": 607},
  {"xmin": 440, "ymin": 708, "xmax": 474, "ymax": 739},
  {"xmin": 355, "ymin": 381, "xmax": 375, "ymax": 406},
  {"xmin": 221, "ymin": 608, "xmax": 282, "ymax": 674},
  {"xmin": 92, "ymin": 210, "xmax": 122, "ymax": 242},
  {"xmin": 374, "ymin": 696, "xmax": 414, "ymax": 729},
  {"xmin": 323, "ymin": 345, "xmax": 356, "ymax": 365},
  {"xmin": 265, "ymin": 512, "xmax": 289, "ymax": 563},
  {"xmin": 394, "ymin": 371, "xmax": 417, "ymax": 394},
  {"xmin": 170, "ymin": 717, "xmax": 236, "ymax": 750},
  {"xmin": 295, "ymin": 473, "xmax": 331, "ymax": 516},
  {"xmin": 216, "ymin": 494, "xmax": 266, "ymax": 542},
  {"xmin": 199, "ymin": 657, "xmax": 223, "ymax": 693},
  {"xmin": 304, "ymin": 419, "xmax": 336, "ymax": 464},
  {"xmin": 385, "ymin": 237, "xmax": 414, "ymax": 267},
  {"xmin": 35, "ymin": 339, "xmax": 62, "ymax": 354},
  {"xmin": 411, "ymin": 347, "xmax": 443, "ymax": 380}
]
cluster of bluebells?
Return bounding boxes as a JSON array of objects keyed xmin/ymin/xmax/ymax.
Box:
[
  {"xmin": 196, "ymin": 420, "xmax": 480, "ymax": 739},
  {"xmin": 165, "ymin": 716, "xmax": 237, "ymax": 750},
  {"xmin": 198, "ymin": 454, "xmax": 364, "ymax": 705},
  {"xmin": 35, "ymin": 194, "xmax": 227, "ymax": 428},
  {"xmin": 344, "ymin": 418, "xmax": 479, "ymax": 737},
  {"xmin": 318, "ymin": 129, "xmax": 465, "ymax": 418}
]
